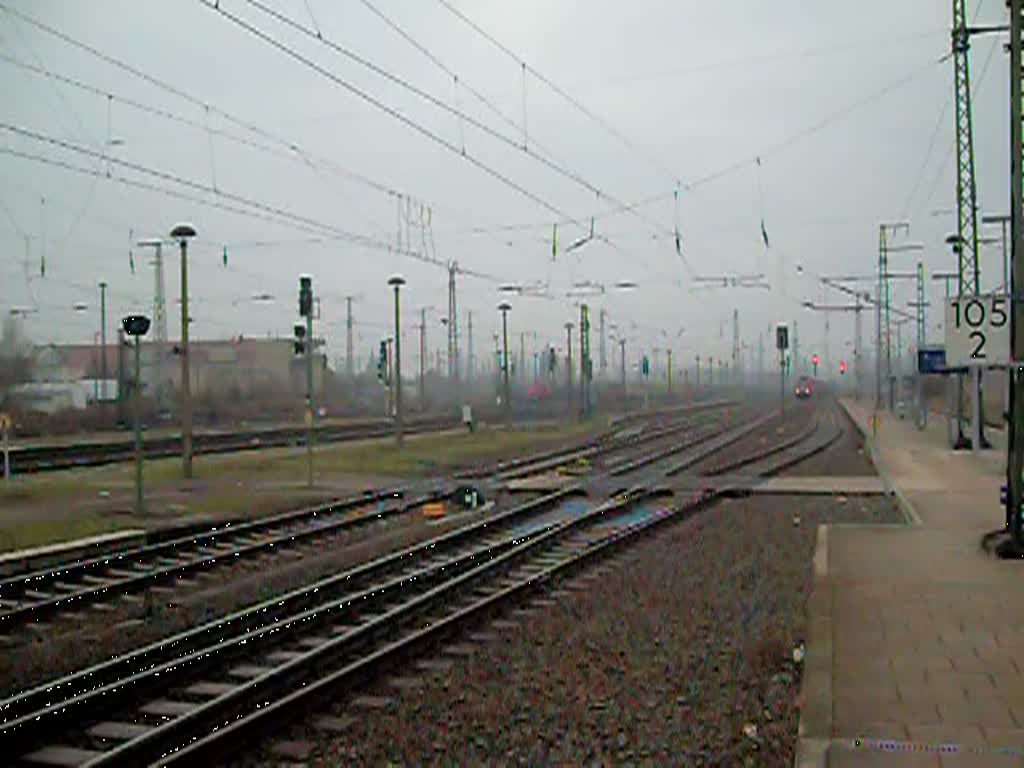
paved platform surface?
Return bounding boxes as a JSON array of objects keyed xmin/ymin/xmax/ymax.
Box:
[{"xmin": 798, "ymin": 399, "xmax": 1024, "ymax": 767}]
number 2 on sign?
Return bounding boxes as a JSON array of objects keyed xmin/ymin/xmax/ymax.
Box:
[{"xmin": 951, "ymin": 295, "xmax": 1007, "ymax": 360}]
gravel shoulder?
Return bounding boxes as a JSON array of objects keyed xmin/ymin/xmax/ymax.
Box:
[{"xmin": 241, "ymin": 491, "xmax": 901, "ymax": 767}]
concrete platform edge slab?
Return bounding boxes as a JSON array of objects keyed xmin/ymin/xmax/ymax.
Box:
[
  {"xmin": 794, "ymin": 524, "xmax": 832, "ymax": 768},
  {"xmin": 837, "ymin": 400, "xmax": 921, "ymax": 527}
]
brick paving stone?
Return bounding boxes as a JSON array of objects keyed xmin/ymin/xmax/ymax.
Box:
[
  {"xmin": 897, "ymin": 655, "xmax": 954, "ymax": 673},
  {"xmin": 838, "ymin": 697, "xmax": 902, "ymax": 735},
  {"xmin": 938, "ymin": 752, "xmax": 1024, "ymax": 768},
  {"xmin": 860, "ymin": 722, "xmax": 911, "ymax": 740},
  {"xmin": 982, "ymin": 728, "xmax": 1024, "ymax": 749},
  {"xmin": 896, "ymin": 697, "xmax": 943, "ymax": 726},
  {"xmin": 829, "ymin": 746, "xmax": 941, "ymax": 767},
  {"xmin": 939, "ymin": 700, "xmax": 1019, "ymax": 729}
]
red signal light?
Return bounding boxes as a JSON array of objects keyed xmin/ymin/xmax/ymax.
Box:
[
  {"xmin": 812, "ymin": 354, "xmax": 819, "ymax": 366},
  {"xmin": 840, "ymin": 360, "xmax": 847, "ymax": 374}
]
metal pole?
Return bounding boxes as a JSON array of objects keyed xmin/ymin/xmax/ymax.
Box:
[
  {"xmin": 501, "ymin": 308, "xmax": 511, "ymax": 426},
  {"xmin": 520, "ymin": 332, "xmax": 526, "ymax": 384},
  {"xmin": 1010, "ymin": 0, "xmax": 1024, "ymax": 545},
  {"xmin": 855, "ymin": 295, "xmax": 863, "ymax": 400},
  {"xmin": 393, "ymin": 285, "xmax": 403, "ymax": 447},
  {"xmin": 565, "ymin": 323, "xmax": 574, "ymax": 419},
  {"xmin": 306, "ymin": 302, "xmax": 315, "ymax": 485},
  {"xmin": 581, "ymin": 307, "xmax": 589, "ymax": 417},
  {"xmin": 875, "ymin": 255, "xmax": 883, "ymax": 429},
  {"xmin": 346, "ymin": 296, "xmax": 354, "ymax": 377},
  {"xmin": 620, "ymin": 338, "xmax": 627, "ymax": 410},
  {"xmin": 117, "ymin": 328, "xmax": 126, "ymax": 425},
  {"xmin": 2, "ymin": 421, "xmax": 8, "ymax": 481},
  {"xmin": 419, "ymin": 308, "xmax": 426, "ymax": 410},
  {"xmin": 99, "ymin": 281, "xmax": 107, "ymax": 412},
  {"xmin": 179, "ymin": 239, "xmax": 193, "ymax": 479},
  {"xmin": 387, "ymin": 339, "xmax": 394, "ymax": 417},
  {"xmin": 780, "ymin": 348, "xmax": 786, "ymax": 417},
  {"xmin": 133, "ymin": 334, "xmax": 144, "ymax": 516},
  {"xmin": 696, "ymin": 354, "xmax": 701, "ymax": 389},
  {"xmin": 467, "ymin": 311, "xmax": 474, "ymax": 383},
  {"xmin": 667, "ymin": 348, "xmax": 673, "ymax": 395}
]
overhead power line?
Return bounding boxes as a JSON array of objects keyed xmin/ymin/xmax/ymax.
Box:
[
  {"xmin": 203, "ymin": 0, "xmax": 691, "ymax": 284},
  {"xmin": 0, "ymin": 2, "xmax": 417, "ymax": 202},
  {"xmin": 201, "ymin": 0, "xmax": 580, "ymax": 222},
  {"xmin": 234, "ymin": 0, "xmax": 671, "ymax": 232},
  {"xmin": 433, "ymin": 0, "xmax": 680, "ymax": 185},
  {"xmin": 0, "ymin": 125, "xmax": 501, "ymax": 282}
]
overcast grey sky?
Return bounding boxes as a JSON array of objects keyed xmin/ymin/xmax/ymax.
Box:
[{"xmin": 0, "ymin": 0, "xmax": 1013, "ymax": 371}]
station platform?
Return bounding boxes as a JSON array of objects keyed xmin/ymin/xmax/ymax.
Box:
[{"xmin": 798, "ymin": 399, "xmax": 1024, "ymax": 767}]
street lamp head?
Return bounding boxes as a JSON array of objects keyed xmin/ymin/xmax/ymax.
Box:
[
  {"xmin": 73, "ymin": 302, "xmax": 89, "ymax": 312},
  {"xmin": 499, "ymin": 283, "xmax": 521, "ymax": 293},
  {"xmin": 170, "ymin": 223, "xmax": 197, "ymax": 240},
  {"xmin": 802, "ymin": 300, "xmax": 814, "ymax": 310},
  {"xmin": 498, "ymin": 301, "xmax": 511, "ymax": 313},
  {"xmin": 388, "ymin": 275, "xmax": 406, "ymax": 287},
  {"xmin": 945, "ymin": 233, "xmax": 962, "ymax": 245},
  {"xmin": 615, "ymin": 280, "xmax": 637, "ymax": 290},
  {"xmin": 136, "ymin": 237, "xmax": 164, "ymax": 248}
]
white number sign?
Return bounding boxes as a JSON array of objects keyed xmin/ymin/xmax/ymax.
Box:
[{"xmin": 944, "ymin": 293, "xmax": 1009, "ymax": 366}]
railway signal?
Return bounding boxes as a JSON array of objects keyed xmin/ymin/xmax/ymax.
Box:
[
  {"xmin": 122, "ymin": 313, "xmax": 150, "ymax": 517},
  {"xmin": 776, "ymin": 322, "xmax": 789, "ymax": 416},
  {"xmin": 812, "ymin": 353, "xmax": 819, "ymax": 377},
  {"xmin": 377, "ymin": 340, "xmax": 388, "ymax": 382},
  {"xmin": 297, "ymin": 275, "xmax": 316, "ymax": 487},
  {"xmin": 840, "ymin": 360, "xmax": 847, "ymax": 375},
  {"xmin": 642, "ymin": 356, "xmax": 649, "ymax": 378}
]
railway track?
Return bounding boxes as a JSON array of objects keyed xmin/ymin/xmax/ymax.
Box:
[
  {"xmin": 0, "ymin": 401, "xmax": 839, "ymax": 766},
  {"xmin": 6, "ymin": 416, "xmax": 461, "ymax": 475},
  {"xmin": 0, "ymin": 487, "xmax": 432, "ymax": 630},
  {"xmin": 0, "ymin": 405, "xmax": 733, "ymax": 632}
]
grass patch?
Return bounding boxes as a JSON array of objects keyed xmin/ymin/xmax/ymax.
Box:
[
  {"xmin": 0, "ymin": 422, "xmax": 604, "ymax": 550},
  {"xmin": 0, "ymin": 515, "xmax": 138, "ymax": 553}
]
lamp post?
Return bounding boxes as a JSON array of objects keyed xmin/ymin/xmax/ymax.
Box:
[
  {"xmin": 498, "ymin": 302, "xmax": 512, "ymax": 426},
  {"xmin": 170, "ymin": 223, "xmax": 197, "ymax": 479},
  {"xmin": 98, "ymin": 282, "xmax": 107, "ymax": 414},
  {"xmin": 389, "ymin": 276, "xmax": 406, "ymax": 447}
]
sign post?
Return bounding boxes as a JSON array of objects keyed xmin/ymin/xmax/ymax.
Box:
[{"xmin": 945, "ymin": 293, "xmax": 1009, "ymax": 452}]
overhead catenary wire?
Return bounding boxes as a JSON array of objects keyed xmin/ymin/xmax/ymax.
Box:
[
  {"xmin": 200, "ymin": 0, "xmax": 581, "ymax": 224},
  {"xmin": 0, "ymin": 137, "xmax": 498, "ymax": 284},
  {"xmin": 433, "ymin": 0, "xmax": 680, "ymax": 185},
  {"xmin": 0, "ymin": 3, "xmax": 426, "ymax": 204},
  {"xmin": 201, "ymin": 0, "xmax": 691, "ymax": 288},
  {"xmin": 226, "ymin": 0, "xmax": 627, "ymax": 225}
]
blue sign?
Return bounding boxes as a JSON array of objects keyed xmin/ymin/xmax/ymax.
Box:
[{"xmin": 917, "ymin": 346, "xmax": 946, "ymax": 374}]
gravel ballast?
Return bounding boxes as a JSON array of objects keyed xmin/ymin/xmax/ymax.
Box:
[{"xmin": 242, "ymin": 492, "xmax": 902, "ymax": 767}]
